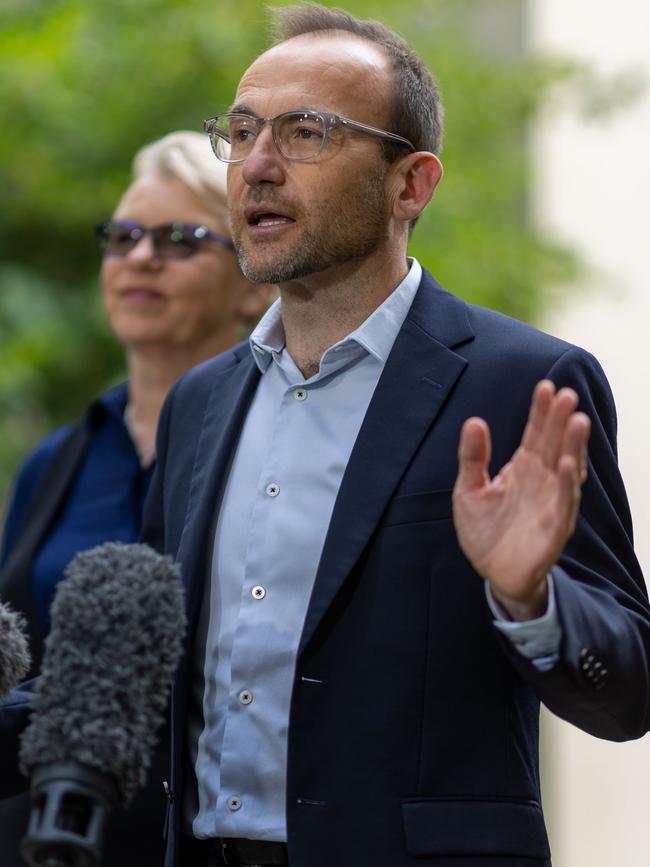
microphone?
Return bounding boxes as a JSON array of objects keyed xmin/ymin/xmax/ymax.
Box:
[
  {"xmin": 19, "ymin": 542, "xmax": 186, "ymax": 867},
  {"xmin": 0, "ymin": 599, "xmax": 31, "ymax": 699}
]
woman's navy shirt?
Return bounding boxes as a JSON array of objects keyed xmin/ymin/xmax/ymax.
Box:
[{"xmin": 0, "ymin": 384, "xmax": 155, "ymax": 633}]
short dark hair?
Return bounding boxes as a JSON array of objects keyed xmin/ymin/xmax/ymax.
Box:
[{"xmin": 270, "ymin": 3, "xmax": 444, "ymax": 160}]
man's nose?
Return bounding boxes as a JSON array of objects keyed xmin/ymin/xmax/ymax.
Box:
[{"xmin": 241, "ymin": 125, "xmax": 285, "ymax": 186}]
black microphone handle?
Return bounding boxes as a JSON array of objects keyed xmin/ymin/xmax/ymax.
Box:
[{"xmin": 21, "ymin": 762, "xmax": 119, "ymax": 867}]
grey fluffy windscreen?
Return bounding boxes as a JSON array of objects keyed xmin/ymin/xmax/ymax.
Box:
[
  {"xmin": 0, "ymin": 601, "xmax": 31, "ymax": 698},
  {"xmin": 19, "ymin": 542, "xmax": 186, "ymax": 805}
]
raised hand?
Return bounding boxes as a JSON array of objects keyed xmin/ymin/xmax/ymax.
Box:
[{"xmin": 452, "ymin": 380, "xmax": 591, "ymax": 621}]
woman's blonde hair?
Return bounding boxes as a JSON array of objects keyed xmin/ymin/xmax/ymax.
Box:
[{"xmin": 132, "ymin": 130, "xmax": 228, "ymax": 216}]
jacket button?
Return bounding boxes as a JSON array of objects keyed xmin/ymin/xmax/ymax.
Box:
[{"xmin": 579, "ymin": 648, "xmax": 608, "ymax": 689}]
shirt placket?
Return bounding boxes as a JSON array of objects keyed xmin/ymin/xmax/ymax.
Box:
[{"xmin": 216, "ymin": 378, "xmax": 311, "ymax": 834}]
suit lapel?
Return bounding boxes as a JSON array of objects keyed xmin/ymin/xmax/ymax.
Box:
[
  {"xmin": 177, "ymin": 349, "xmax": 260, "ymax": 612},
  {"xmin": 299, "ymin": 272, "xmax": 475, "ymax": 653}
]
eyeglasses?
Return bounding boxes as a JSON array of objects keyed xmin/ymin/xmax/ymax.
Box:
[
  {"xmin": 203, "ymin": 109, "xmax": 416, "ymax": 163},
  {"xmin": 95, "ymin": 220, "xmax": 235, "ymax": 260}
]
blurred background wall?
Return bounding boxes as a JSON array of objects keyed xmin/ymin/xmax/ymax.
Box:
[{"xmin": 528, "ymin": 1, "xmax": 650, "ymax": 865}]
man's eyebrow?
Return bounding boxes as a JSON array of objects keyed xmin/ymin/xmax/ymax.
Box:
[
  {"xmin": 228, "ymin": 103, "xmax": 256, "ymax": 115},
  {"xmin": 227, "ymin": 104, "xmax": 320, "ymax": 116}
]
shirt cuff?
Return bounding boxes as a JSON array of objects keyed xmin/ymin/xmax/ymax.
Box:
[{"xmin": 486, "ymin": 574, "xmax": 561, "ymax": 672}]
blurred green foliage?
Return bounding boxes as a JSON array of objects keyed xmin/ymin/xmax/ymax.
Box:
[{"xmin": 0, "ymin": 0, "xmax": 601, "ymax": 501}]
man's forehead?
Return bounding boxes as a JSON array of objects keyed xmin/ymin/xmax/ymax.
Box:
[{"xmin": 234, "ymin": 32, "xmax": 391, "ymax": 108}]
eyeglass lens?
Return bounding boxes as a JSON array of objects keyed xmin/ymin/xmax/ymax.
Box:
[
  {"xmin": 98, "ymin": 222, "xmax": 207, "ymax": 259},
  {"xmin": 217, "ymin": 112, "xmax": 326, "ymax": 162}
]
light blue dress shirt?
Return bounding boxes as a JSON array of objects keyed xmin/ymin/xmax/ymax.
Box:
[{"xmin": 190, "ymin": 258, "xmax": 560, "ymax": 841}]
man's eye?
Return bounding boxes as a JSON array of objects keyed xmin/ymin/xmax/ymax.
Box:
[
  {"xmin": 232, "ymin": 127, "xmax": 256, "ymax": 142},
  {"xmin": 293, "ymin": 126, "xmax": 323, "ymax": 140}
]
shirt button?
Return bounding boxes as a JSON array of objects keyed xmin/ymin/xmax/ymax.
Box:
[
  {"xmin": 238, "ymin": 689, "xmax": 253, "ymax": 705},
  {"xmin": 293, "ymin": 388, "xmax": 308, "ymax": 401},
  {"xmin": 265, "ymin": 483, "xmax": 280, "ymax": 497},
  {"xmin": 227, "ymin": 796, "xmax": 242, "ymax": 812},
  {"xmin": 252, "ymin": 585, "xmax": 266, "ymax": 600}
]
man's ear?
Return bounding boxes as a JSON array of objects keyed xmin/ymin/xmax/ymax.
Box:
[{"xmin": 389, "ymin": 152, "xmax": 443, "ymax": 224}]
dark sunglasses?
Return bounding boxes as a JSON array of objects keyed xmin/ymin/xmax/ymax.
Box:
[{"xmin": 95, "ymin": 220, "xmax": 235, "ymax": 260}]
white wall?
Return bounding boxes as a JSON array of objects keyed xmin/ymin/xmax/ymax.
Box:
[{"xmin": 528, "ymin": 1, "xmax": 650, "ymax": 864}]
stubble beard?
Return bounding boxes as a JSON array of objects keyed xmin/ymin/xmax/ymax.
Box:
[{"xmin": 233, "ymin": 166, "xmax": 390, "ymax": 285}]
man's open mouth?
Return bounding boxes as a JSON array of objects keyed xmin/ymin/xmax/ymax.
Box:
[{"xmin": 246, "ymin": 207, "xmax": 296, "ymax": 228}]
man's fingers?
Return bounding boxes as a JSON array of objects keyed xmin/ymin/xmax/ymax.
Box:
[
  {"xmin": 553, "ymin": 413, "xmax": 590, "ymax": 544},
  {"xmin": 521, "ymin": 381, "xmax": 583, "ymax": 470},
  {"xmin": 456, "ymin": 417, "xmax": 491, "ymax": 492},
  {"xmin": 521, "ymin": 380, "xmax": 554, "ymax": 452},
  {"xmin": 539, "ymin": 387, "xmax": 580, "ymax": 468},
  {"xmin": 556, "ymin": 453, "xmax": 584, "ymax": 535},
  {"xmin": 562, "ymin": 412, "xmax": 591, "ymax": 482}
]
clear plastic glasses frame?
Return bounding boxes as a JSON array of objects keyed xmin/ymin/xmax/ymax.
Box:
[{"xmin": 203, "ymin": 109, "xmax": 416, "ymax": 163}]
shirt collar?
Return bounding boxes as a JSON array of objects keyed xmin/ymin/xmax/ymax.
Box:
[
  {"xmin": 249, "ymin": 299, "xmax": 285, "ymax": 372},
  {"xmin": 87, "ymin": 382, "xmax": 129, "ymax": 429},
  {"xmin": 249, "ymin": 258, "xmax": 422, "ymax": 374}
]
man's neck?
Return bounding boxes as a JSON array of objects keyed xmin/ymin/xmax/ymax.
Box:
[{"xmin": 279, "ymin": 251, "xmax": 410, "ymax": 379}]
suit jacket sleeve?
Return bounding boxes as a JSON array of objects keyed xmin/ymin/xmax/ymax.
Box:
[{"xmin": 494, "ymin": 346, "xmax": 650, "ymax": 740}]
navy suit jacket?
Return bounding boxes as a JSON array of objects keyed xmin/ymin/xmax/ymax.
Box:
[{"xmin": 142, "ymin": 270, "xmax": 650, "ymax": 867}]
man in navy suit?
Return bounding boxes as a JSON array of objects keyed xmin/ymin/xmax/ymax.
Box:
[{"xmin": 142, "ymin": 5, "xmax": 650, "ymax": 866}]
